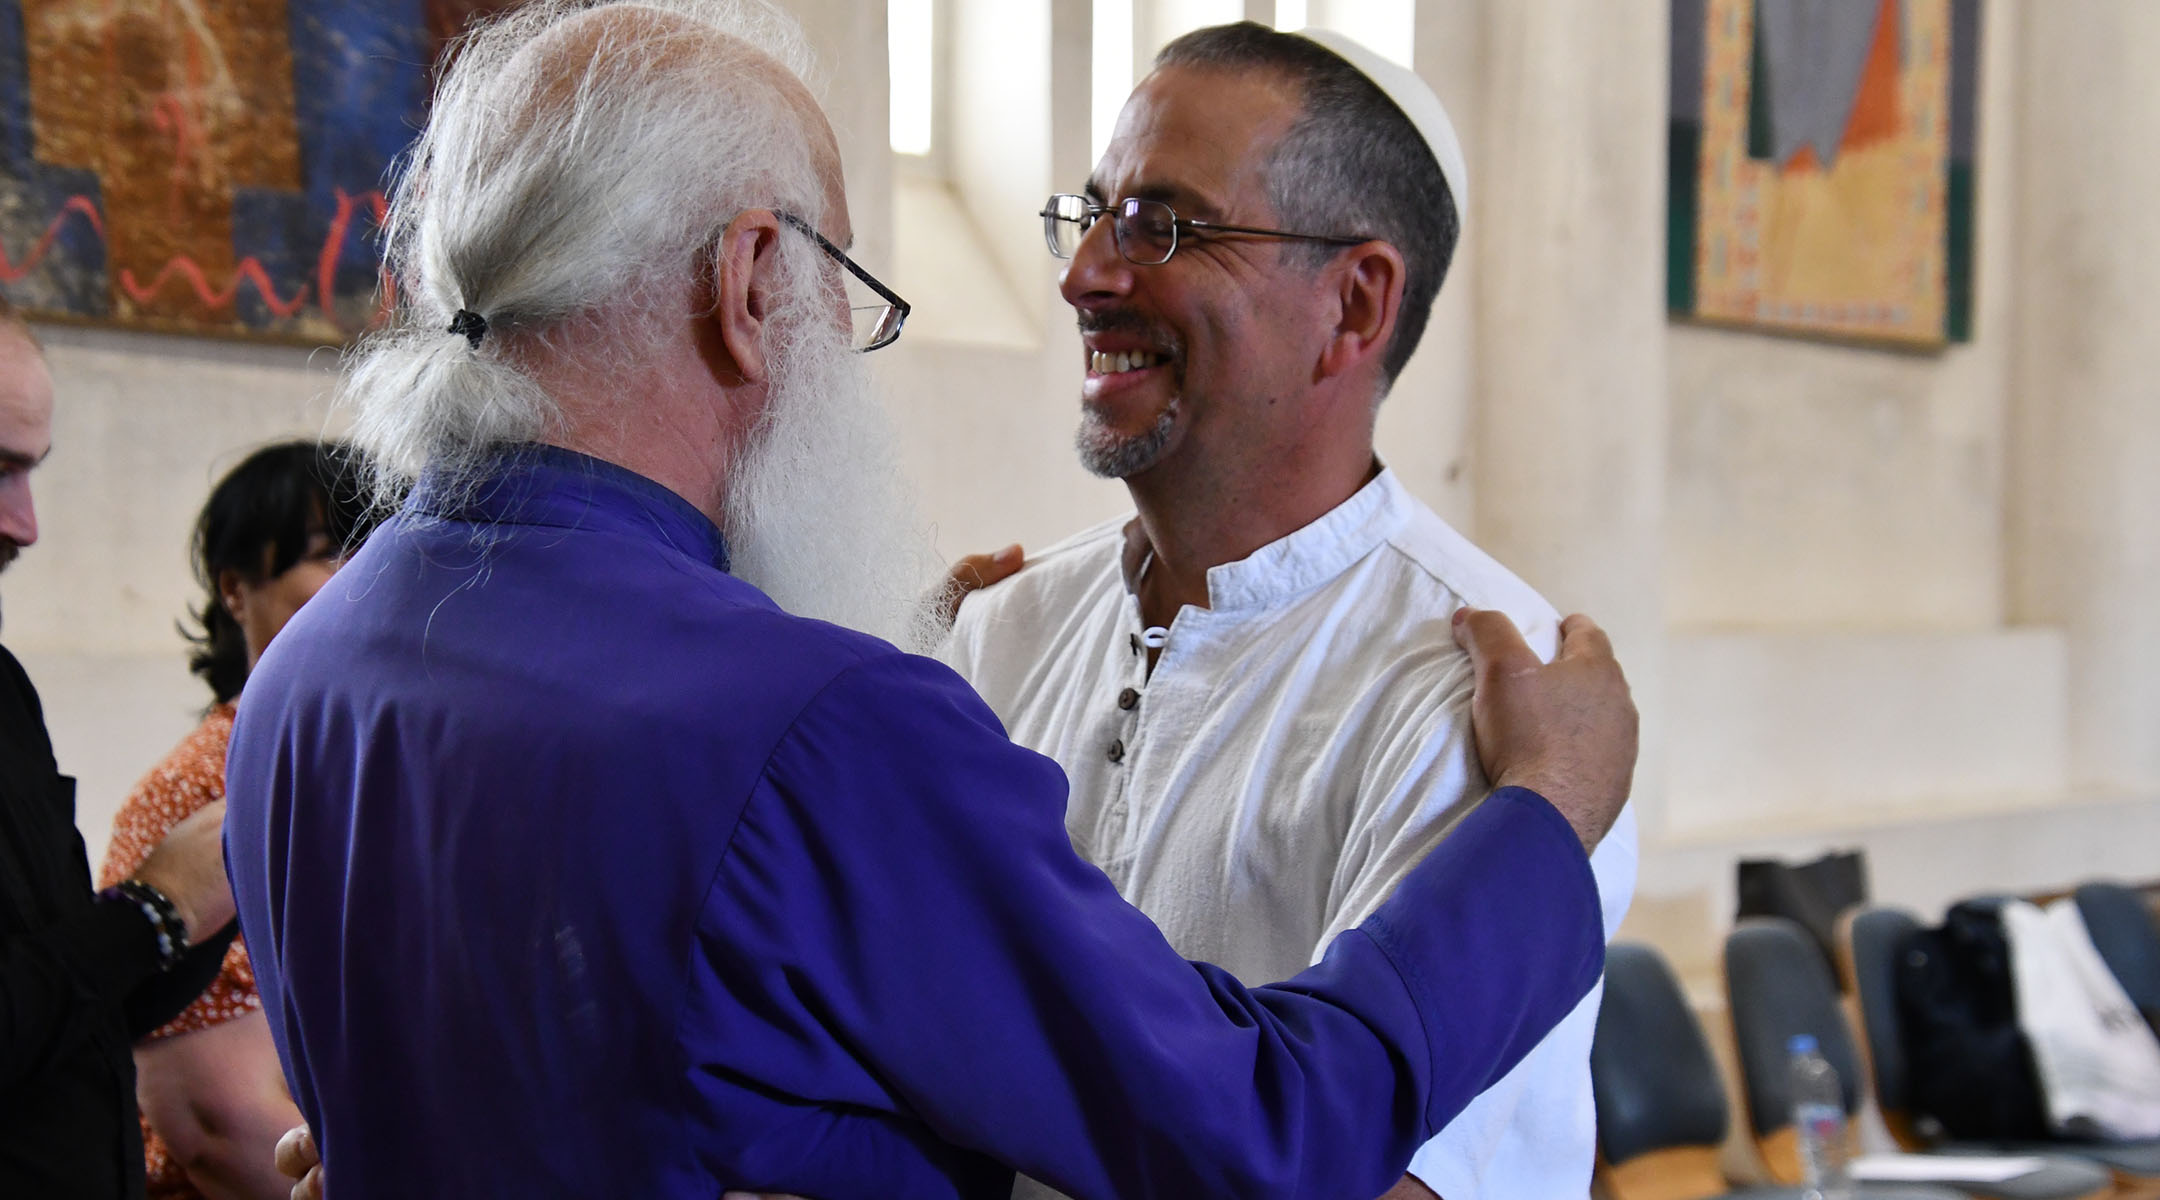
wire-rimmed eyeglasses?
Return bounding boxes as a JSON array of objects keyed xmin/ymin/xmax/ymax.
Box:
[
  {"xmin": 775, "ymin": 210, "xmax": 910, "ymax": 352},
  {"xmin": 1039, "ymin": 194, "xmax": 1369, "ymax": 266}
]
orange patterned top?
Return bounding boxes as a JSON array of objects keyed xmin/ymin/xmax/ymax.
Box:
[{"xmin": 97, "ymin": 702, "xmax": 256, "ymax": 1198}]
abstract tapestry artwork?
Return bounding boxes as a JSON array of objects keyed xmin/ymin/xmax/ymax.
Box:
[
  {"xmin": 1669, "ymin": 0, "xmax": 1980, "ymax": 347},
  {"xmin": 0, "ymin": 1, "xmax": 521, "ymax": 343}
]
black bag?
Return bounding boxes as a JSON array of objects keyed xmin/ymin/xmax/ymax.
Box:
[
  {"xmin": 1894, "ymin": 900, "xmax": 2052, "ymax": 1141},
  {"xmin": 1737, "ymin": 851, "xmax": 1869, "ymax": 972}
]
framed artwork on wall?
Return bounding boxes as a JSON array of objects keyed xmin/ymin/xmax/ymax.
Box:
[
  {"xmin": 1669, "ymin": 0, "xmax": 1980, "ymax": 348},
  {"xmin": 0, "ymin": 0, "xmax": 520, "ymax": 344}
]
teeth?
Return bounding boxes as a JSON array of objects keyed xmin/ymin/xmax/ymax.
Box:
[{"xmin": 1090, "ymin": 350, "xmax": 1160, "ymax": 375}]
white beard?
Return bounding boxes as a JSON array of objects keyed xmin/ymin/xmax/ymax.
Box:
[{"xmin": 720, "ymin": 286, "xmax": 941, "ymax": 653}]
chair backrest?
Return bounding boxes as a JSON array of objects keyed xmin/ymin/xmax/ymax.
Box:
[
  {"xmin": 1841, "ymin": 905, "xmax": 1927, "ymax": 1148},
  {"xmin": 2074, "ymin": 882, "xmax": 2160, "ymax": 1019},
  {"xmin": 1593, "ymin": 943, "xmax": 1734, "ymax": 1200},
  {"xmin": 1724, "ymin": 917, "xmax": 1863, "ymax": 1183}
]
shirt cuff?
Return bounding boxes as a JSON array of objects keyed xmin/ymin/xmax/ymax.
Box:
[{"xmin": 43, "ymin": 893, "xmax": 166, "ymax": 1004}]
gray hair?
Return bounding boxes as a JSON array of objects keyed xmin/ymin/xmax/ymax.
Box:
[
  {"xmin": 343, "ymin": 0, "xmax": 826, "ymax": 495},
  {"xmin": 1155, "ymin": 22, "xmax": 1458, "ymax": 388}
]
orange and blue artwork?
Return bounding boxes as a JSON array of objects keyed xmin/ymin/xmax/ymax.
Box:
[
  {"xmin": 0, "ymin": 0, "xmax": 518, "ymax": 342},
  {"xmin": 1669, "ymin": 0, "xmax": 1979, "ymax": 347}
]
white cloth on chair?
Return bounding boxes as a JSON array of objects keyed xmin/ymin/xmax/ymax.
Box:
[{"xmin": 2002, "ymin": 897, "xmax": 2160, "ymax": 1139}]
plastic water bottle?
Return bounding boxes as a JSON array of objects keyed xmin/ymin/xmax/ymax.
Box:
[{"xmin": 1788, "ymin": 1034, "xmax": 1850, "ymax": 1200}]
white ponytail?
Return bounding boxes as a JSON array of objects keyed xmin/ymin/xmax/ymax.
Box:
[{"xmin": 340, "ymin": 0, "xmax": 825, "ymax": 502}]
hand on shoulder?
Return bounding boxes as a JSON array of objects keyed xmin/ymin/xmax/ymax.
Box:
[
  {"xmin": 930, "ymin": 544, "xmax": 1024, "ymax": 629},
  {"xmin": 1451, "ymin": 608, "xmax": 1636, "ymax": 854}
]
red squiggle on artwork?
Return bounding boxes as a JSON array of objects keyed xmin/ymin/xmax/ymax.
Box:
[
  {"xmin": 318, "ymin": 188, "xmax": 394, "ymax": 322},
  {"xmin": 3, "ymin": 190, "xmax": 395, "ymax": 329},
  {"xmin": 121, "ymin": 254, "xmax": 310, "ymax": 317},
  {"xmin": 0, "ymin": 196, "xmax": 106, "ymax": 283}
]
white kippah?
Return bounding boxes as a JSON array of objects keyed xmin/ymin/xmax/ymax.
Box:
[{"xmin": 1294, "ymin": 28, "xmax": 1469, "ymax": 227}]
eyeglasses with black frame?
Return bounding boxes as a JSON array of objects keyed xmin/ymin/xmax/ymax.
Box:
[
  {"xmin": 774, "ymin": 210, "xmax": 910, "ymax": 352},
  {"xmin": 1039, "ymin": 194, "xmax": 1369, "ymax": 266}
]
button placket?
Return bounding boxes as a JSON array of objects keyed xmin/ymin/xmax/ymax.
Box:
[
  {"xmin": 1106, "ymin": 669, "xmax": 1139, "ymax": 766},
  {"xmin": 1103, "ymin": 623, "xmax": 1155, "ymax": 875},
  {"xmin": 1112, "ymin": 615, "xmax": 1152, "ymax": 768}
]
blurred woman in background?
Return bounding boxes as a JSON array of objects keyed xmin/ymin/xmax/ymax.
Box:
[{"xmin": 98, "ymin": 440, "xmax": 379, "ymax": 1200}]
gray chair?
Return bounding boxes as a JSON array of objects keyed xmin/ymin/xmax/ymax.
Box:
[
  {"xmin": 2073, "ymin": 883, "xmax": 2160, "ymax": 1024},
  {"xmin": 1594, "ymin": 941, "xmax": 1963, "ymax": 1200},
  {"xmin": 1844, "ymin": 904, "xmax": 2160, "ymax": 1194},
  {"xmin": 1725, "ymin": 918, "xmax": 2114, "ymax": 1200}
]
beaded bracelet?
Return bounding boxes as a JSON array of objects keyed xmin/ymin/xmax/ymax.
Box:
[{"xmin": 99, "ymin": 880, "xmax": 189, "ymax": 972}]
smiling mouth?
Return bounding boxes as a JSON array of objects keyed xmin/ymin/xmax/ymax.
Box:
[{"xmin": 1088, "ymin": 349, "xmax": 1167, "ymax": 376}]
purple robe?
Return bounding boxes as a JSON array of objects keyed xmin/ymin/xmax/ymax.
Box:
[{"xmin": 224, "ymin": 447, "xmax": 1603, "ymax": 1199}]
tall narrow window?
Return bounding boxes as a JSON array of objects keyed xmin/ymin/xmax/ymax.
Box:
[
  {"xmin": 1091, "ymin": 0, "xmax": 1134, "ymax": 163},
  {"xmin": 1324, "ymin": 0, "xmax": 1413, "ymax": 68},
  {"xmin": 1282, "ymin": 0, "xmax": 1415, "ymax": 69},
  {"xmin": 889, "ymin": 0, "xmax": 935, "ymax": 155}
]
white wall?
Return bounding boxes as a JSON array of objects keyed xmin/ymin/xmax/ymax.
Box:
[{"xmin": 1665, "ymin": 0, "xmax": 2020, "ymax": 632}]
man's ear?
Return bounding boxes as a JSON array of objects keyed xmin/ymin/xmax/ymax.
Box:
[
  {"xmin": 702, "ymin": 209, "xmax": 788, "ymax": 386},
  {"xmin": 1316, "ymin": 241, "xmax": 1406, "ymax": 383},
  {"xmin": 217, "ymin": 567, "xmax": 250, "ymax": 628}
]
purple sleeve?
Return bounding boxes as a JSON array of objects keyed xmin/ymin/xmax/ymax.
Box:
[{"xmin": 698, "ymin": 652, "xmax": 1604, "ymax": 1199}]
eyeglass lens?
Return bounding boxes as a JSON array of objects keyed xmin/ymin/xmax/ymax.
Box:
[
  {"xmin": 837, "ymin": 268, "xmax": 904, "ymax": 351},
  {"xmin": 852, "ymin": 304, "xmax": 904, "ymax": 351},
  {"xmin": 1041, "ymin": 196, "xmax": 1182, "ymax": 266},
  {"xmin": 1114, "ymin": 200, "xmax": 1178, "ymax": 264},
  {"xmin": 1042, "ymin": 194, "xmax": 1090, "ymax": 258}
]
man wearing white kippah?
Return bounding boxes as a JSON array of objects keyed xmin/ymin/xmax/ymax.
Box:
[{"xmin": 946, "ymin": 23, "xmax": 1638, "ymax": 1199}]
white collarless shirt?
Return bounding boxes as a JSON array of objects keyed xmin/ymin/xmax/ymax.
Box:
[{"xmin": 946, "ymin": 468, "xmax": 1637, "ymax": 1198}]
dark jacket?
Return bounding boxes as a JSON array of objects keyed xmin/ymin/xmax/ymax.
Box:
[{"xmin": 0, "ymin": 645, "xmax": 230, "ymax": 1198}]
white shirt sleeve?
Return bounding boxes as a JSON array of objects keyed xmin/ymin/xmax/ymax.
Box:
[
  {"xmin": 1406, "ymin": 807, "xmax": 1636, "ymax": 1198},
  {"xmin": 1306, "ymin": 645, "xmax": 1639, "ymax": 1198}
]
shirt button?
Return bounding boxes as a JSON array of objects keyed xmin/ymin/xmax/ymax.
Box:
[
  {"xmin": 1117, "ymin": 687, "xmax": 1139, "ymax": 711},
  {"xmin": 1107, "ymin": 739, "xmax": 1126, "ymax": 764}
]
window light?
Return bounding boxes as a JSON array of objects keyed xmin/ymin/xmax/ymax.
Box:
[
  {"xmin": 1092, "ymin": 0, "xmax": 1134, "ymax": 163},
  {"xmin": 1322, "ymin": 0, "xmax": 1414, "ymax": 68},
  {"xmin": 1289, "ymin": 0, "xmax": 1414, "ymax": 69},
  {"xmin": 889, "ymin": 0, "xmax": 935, "ymax": 156}
]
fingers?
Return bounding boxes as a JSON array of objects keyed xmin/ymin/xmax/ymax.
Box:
[
  {"xmin": 1554, "ymin": 613, "xmax": 1615, "ymax": 664},
  {"xmin": 931, "ymin": 545, "xmax": 1026, "ymax": 630},
  {"xmin": 294, "ymin": 1167, "xmax": 324, "ymax": 1200},
  {"xmin": 1451, "ymin": 606, "xmax": 1539, "ymax": 678},
  {"xmin": 275, "ymin": 1124, "xmax": 317, "ymax": 1180},
  {"xmin": 955, "ymin": 544, "xmax": 1024, "ymax": 589}
]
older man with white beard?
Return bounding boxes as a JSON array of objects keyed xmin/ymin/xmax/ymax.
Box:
[{"xmin": 222, "ymin": 3, "xmax": 1636, "ymax": 1198}]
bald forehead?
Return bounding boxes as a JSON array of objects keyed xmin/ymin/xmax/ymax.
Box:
[
  {"xmin": 1090, "ymin": 65, "xmax": 1303, "ymax": 218},
  {"xmin": 0, "ymin": 324, "xmax": 47, "ymax": 383},
  {"xmin": 0, "ymin": 325, "xmax": 54, "ymax": 461},
  {"xmin": 510, "ymin": 4, "xmax": 848, "ymax": 241}
]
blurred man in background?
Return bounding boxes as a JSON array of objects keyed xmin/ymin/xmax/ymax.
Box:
[{"xmin": 0, "ymin": 297, "xmax": 240, "ymax": 1199}]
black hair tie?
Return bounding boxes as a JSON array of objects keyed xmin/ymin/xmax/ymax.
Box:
[{"xmin": 448, "ymin": 308, "xmax": 488, "ymax": 348}]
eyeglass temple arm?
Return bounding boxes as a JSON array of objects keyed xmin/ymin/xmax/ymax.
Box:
[{"xmin": 1177, "ymin": 216, "xmax": 1369, "ymax": 246}]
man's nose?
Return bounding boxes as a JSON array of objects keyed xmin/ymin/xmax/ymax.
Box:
[
  {"xmin": 0, "ymin": 484, "xmax": 37, "ymax": 550},
  {"xmin": 1058, "ymin": 217, "xmax": 1135, "ymax": 311}
]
